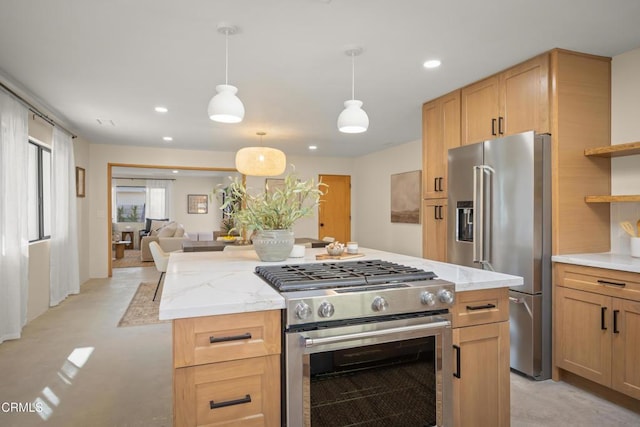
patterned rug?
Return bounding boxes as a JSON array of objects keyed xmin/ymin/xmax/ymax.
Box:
[
  {"xmin": 117, "ymin": 282, "xmax": 169, "ymax": 327},
  {"xmin": 113, "ymin": 249, "xmax": 153, "ymax": 269}
]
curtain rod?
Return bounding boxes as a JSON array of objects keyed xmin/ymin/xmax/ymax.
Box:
[
  {"xmin": 0, "ymin": 81, "xmax": 78, "ymax": 139},
  {"xmin": 113, "ymin": 177, "xmax": 176, "ymax": 181}
]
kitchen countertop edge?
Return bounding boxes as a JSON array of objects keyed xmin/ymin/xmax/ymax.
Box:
[{"xmin": 552, "ymin": 252, "xmax": 640, "ymax": 274}]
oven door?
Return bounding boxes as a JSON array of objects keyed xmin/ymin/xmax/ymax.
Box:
[{"xmin": 285, "ymin": 315, "xmax": 452, "ymax": 427}]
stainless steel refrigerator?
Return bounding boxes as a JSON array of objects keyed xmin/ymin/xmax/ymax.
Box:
[{"xmin": 447, "ymin": 131, "xmax": 552, "ymax": 380}]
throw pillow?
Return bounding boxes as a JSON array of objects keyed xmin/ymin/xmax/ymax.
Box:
[
  {"xmin": 157, "ymin": 221, "xmax": 178, "ymax": 237},
  {"xmin": 150, "ymin": 220, "xmax": 169, "ymax": 236},
  {"xmin": 174, "ymin": 224, "xmax": 185, "ymax": 238}
]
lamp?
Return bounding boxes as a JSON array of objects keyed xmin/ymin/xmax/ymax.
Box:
[
  {"xmin": 235, "ymin": 132, "xmax": 286, "ymax": 176},
  {"xmin": 338, "ymin": 47, "xmax": 369, "ymax": 133},
  {"xmin": 208, "ymin": 24, "xmax": 245, "ymax": 123}
]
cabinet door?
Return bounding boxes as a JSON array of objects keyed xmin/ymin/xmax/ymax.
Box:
[
  {"xmin": 423, "ymin": 91, "xmax": 460, "ymax": 199},
  {"xmin": 461, "ymin": 76, "xmax": 499, "ymax": 145},
  {"xmin": 423, "ymin": 101, "xmax": 443, "ymax": 199},
  {"xmin": 555, "ymin": 286, "xmax": 612, "ymax": 386},
  {"xmin": 452, "ymin": 321, "xmax": 510, "ymax": 427},
  {"xmin": 422, "ymin": 199, "xmax": 447, "ymax": 262},
  {"xmin": 611, "ymin": 298, "xmax": 640, "ymax": 399},
  {"xmin": 500, "ymin": 54, "xmax": 550, "ymax": 136}
]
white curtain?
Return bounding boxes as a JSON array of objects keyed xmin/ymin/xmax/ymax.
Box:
[
  {"xmin": 146, "ymin": 179, "xmax": 173, "ymax": 219},
  {"xmin": 49, "ymin": 127, "xmax": 80, "ymax": 306},
  {"xmin": 0, "ymin": 91, "xmax": 29, "ymax": 344}
]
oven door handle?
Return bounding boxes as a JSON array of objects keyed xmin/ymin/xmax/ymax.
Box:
[{"xmin": 303, "ymin": 320, "xmax": 450, "ymax": 348}]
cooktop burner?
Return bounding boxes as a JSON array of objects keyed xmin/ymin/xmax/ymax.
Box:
[{"xmin": 255, "ymin": 259, "xmax": 437, "ymax": 292}]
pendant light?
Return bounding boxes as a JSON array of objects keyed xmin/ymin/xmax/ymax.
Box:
[
  {"xmin": 338, "ymin": 46, "xmax": 369, "ymax": 133},
  {"xmin": 208, "ymin": 23, "xmax": 245, "ymax": 123},
  {"xmin": 235, "ymin": 132, "xmax": 286, "ymax": 176}
]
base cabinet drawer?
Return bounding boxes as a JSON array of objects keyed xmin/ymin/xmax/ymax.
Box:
[
  {"xmin": 452, "ymin": 288, "xmax": 509, "ymax": 328},
  {"xmin": 174, "ymin": 354, "xmax": 281, "ymax": 427}
]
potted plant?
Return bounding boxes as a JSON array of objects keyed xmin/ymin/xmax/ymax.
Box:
[{"xmin": 216, "ymin": 167, "xmax": 327, "ymax": 261}]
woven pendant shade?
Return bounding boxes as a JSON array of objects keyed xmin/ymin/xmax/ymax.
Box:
[{"xmin": 235, "ymin": 146, "xmax": 286, "ymax": 176}]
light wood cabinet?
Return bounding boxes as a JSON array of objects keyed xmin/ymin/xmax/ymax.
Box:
[
  {"xmin": 173, "ymin": 310, "xmax": 281, "ymax": 427},
  {"xmin": 555, "ymin": 263, "xmax": 640, "ymax": 401},
  {"xmin": 422, "ymin": 199, "xmax": 447, "ymax": 262},
  {"xmin": 452, "ymin": 288, "xmax": 510, "ymax": 427},
  {"xmin": 422, "ymin": 90, "xmax": 460, "ymax": 199},
  {"xmin": 461, "ymin": 54, "xmax": 549, "ymax": 146}
]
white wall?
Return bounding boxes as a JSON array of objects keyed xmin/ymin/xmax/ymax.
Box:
[
  {"xmin": 353, "ymin": 139, "xmax": 423, "ymax": 258},
  {"xmin": 172, "ymin": 176, "xmax": 223, "ymax": 234},
  {"xmin": 610, "ymin": 46, "xmax": 640, "ymax": 254}
]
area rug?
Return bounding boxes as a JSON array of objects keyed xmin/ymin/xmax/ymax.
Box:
[
  {"xmin": 113, "ymin": 249, "xmax": 154, "ymax": 269},
  {"xmin": 117, "ymin": 282, "xmax": 169, "ymax": 327}
]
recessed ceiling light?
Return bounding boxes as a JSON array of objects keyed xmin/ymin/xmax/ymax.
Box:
[
  {"xmin": 423, "ymin": 59, "xmax": 442, "ymax": 69},
  {"xmin": 308, "ymin": 145, "xmax": 318, "ymax": 150},
  {"xmin": 155, "ymin": 106, "xmax": 168, "ymax": 113},
  {"xmin": 172, "ymin": 170, "xmax": 179, "ymax": 174},
  {"xmin": 162, "ymin": 136, "xmax": 173, "ymax": 142}
]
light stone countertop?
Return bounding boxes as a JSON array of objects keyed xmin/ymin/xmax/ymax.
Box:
[
  {"xmin": 159, "ymin": 247, "xmax": 523, "ymax": 320},
  {"xmin": 552, "ymin": 252, "xmax": 640, "ymax": 274}
]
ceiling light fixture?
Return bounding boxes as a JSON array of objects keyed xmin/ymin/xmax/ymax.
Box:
[
  {"xmin": 338, "ymin": 46, "xmax": 369, "ymax": 134},
  {"xmin": 207, "ymin": 23, "xmax": 245, "ymax": 123},
  {"xmin": 162, "ymin": 136, "xmax": 173, "ymax": 142},
  {"xmin": 235, "ymin": 132, "xmax": 286, "ymax": 176},
  {"xmin": 423, "ymin": 59, "xmax": 442, "ymax": 69},
  {"xmin": 308, "ymin": 145, "xmax": 318, "ymax": 150},
  {"xmin": 154, "ymin": 106, "xmax": 168, "ymax": 113}
]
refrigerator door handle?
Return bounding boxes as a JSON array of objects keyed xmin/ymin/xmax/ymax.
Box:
[
  {"xmin": 509, "ymin": 296, "xmax": 534, "ymax": 318},
  {"xmin": 473, "ymin": 165, "xmax": 494, "ymax": 265}
]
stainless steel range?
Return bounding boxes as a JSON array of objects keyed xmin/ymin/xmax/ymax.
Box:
[{"xmin": 255, "ymin": 259, "xmax": 455, "ymax": 427}]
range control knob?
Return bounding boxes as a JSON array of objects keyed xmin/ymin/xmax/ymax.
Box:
[
  {"xmin": 371, "ymin": 296, "xmax": 389, "ymax": 312},
  {"xmin": 420, "ymin": 291, "xmax": 436, "ymax": 306},
  {"xmin": 438, "ymin": 289, "xmax": 455, "ymax": 305},
  {"xmin": 294, "ymin": 302, "xmax": 312, "ymax": 320},
  {"xmin": 318, "ymin": 301, "xmax": 335, "ymax": 318}
]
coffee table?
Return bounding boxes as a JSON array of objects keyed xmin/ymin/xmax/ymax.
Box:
[{"xmin": 112, "ymin": 240, "xmax": 130, "ymax": 259}]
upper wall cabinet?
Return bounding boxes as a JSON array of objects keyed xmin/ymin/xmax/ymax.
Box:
[
  {"xmin": 422, "ymin": 90, "xmax": 461, "ymax": 199},
  {"xmin": 461, "ymin": 54, "xmax": 550, "ymax": 145}
]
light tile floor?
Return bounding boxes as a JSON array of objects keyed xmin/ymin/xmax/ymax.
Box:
[{"xmin": 0, "ymin": 266, "xmax": 638, "ymax": 426}]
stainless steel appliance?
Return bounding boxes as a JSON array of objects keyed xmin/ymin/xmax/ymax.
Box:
[
  {"xmin": 447, "ymin": 131, "xmax": 552, "ymax": 380},
  {"xmin": 255, "ymin": 259, "xmax": 455, "ymax": 426}
]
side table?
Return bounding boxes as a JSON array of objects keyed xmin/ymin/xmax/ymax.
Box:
[
  {"xmin": 121, "ymin": 231, "xmax": 134, "ymax": 249},
  {"xmin": 112, "ymin": 241, "xmax": 128, "ymax": 259}
]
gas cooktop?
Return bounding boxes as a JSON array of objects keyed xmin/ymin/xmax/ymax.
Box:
[{"xmin": 255, "ymin": 259, "xmax": 437, "ymax": 292}]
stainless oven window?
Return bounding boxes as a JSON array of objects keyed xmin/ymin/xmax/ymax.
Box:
[
  {"xmin": 305, "ymin": 337, "xmax": 437, "ymax": 426},
  {"xmin": 285, "ymin": 316, "xmax": 452, "ymax": 427}
]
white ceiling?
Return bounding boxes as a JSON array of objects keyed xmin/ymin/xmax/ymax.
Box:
[{"xmin": 1, "ymin": 0, "xmax": 640, "ymax": 158}]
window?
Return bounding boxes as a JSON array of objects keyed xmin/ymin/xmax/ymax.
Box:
[
  {"xmin": 28, "ymin": 140, "xmax": 51, "ymax": 241},
  {"xmin": 114, "ymin": 186, "xmax": 146, "ymax": 222}
]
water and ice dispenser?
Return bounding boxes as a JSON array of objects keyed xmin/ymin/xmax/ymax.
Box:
[{"xmin": 456, "ymin": 201, "xmax": 473, "ymax": 242}]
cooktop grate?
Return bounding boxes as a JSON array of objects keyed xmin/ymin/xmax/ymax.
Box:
[{"xmin": 255, "ymin": 259, "xmax": 436, "ymax": 292}]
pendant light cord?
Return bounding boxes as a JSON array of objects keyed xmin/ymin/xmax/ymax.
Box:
[
  {"xmin": 224, "ymin": 30, "xmax": 229, "ymax": 85},
  {"xmin": 351, "ymin": 52, "xmax": 355, "ymax": 100}
]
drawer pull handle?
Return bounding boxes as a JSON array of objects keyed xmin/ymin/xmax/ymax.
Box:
[
  {"xmin": 210, "ymin": 394, "xmax": 252, "ymax": 410},
  {"xmin": 209, "ymin": 332, "xmax": 252, "ymax": 344},
  {"xmin": 453, "ymin": 344, "xmax": 461, "ymax": 379},
  {"xmin": 597, "ymin": 279, "xmax": 626, "ymax": 287},
  {"xmin": 466, "ymin": 303, "xmax": 496, "ymax": 311},
  {"xmin": 601, "ymin": 307, "xmax": 607, "ymax": 330},
  {"xmin": 613, "ymin": 310, "xmax": 620, "ymax": 334}
]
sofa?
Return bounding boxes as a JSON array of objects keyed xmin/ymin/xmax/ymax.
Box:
[{"xmin": 140, "ymin": 220, "xmax": 188, "ymax": 261}]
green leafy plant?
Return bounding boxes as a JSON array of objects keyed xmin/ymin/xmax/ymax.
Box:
[{"xmin": 216, "ymin": 167, "xmax": 327, "ymax": 231}]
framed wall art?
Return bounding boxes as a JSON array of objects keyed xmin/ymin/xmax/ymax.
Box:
[
  {"xmin": 187, "ymin": 194, "xmax": 208, "ymax": 214},
  {"xmin": 390, "ymin": 170, "xmax": 421, "ymax": 224},
  {"xmin": 76, "ymin": 167, "xmax": 86, "ymax": 198}
]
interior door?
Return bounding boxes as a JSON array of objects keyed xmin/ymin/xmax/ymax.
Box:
[{"xmin": 318, "ymin": 175, "xmax": 350, "ymax": 243}]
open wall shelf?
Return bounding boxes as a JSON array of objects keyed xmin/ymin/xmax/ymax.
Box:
[{"xmin": 584, "ymin": 141, "xmax": 640, "ymax": 203}]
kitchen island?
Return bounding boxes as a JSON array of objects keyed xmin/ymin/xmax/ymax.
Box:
[{"xmin": 160, "ymin": 247, "xmax": 522, "ymax": 427}]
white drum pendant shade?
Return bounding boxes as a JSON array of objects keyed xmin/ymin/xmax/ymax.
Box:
[
  {"xmin": 235, "ymin": 147, "xmax": 286, "ymax": 176},
  {"xmin": 208, "ymin": 84, "xmax": 245, "ymax": 123},
  {"xmin": 337, "ymin": 99, "xmax": 369, "ymax": 133}
]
